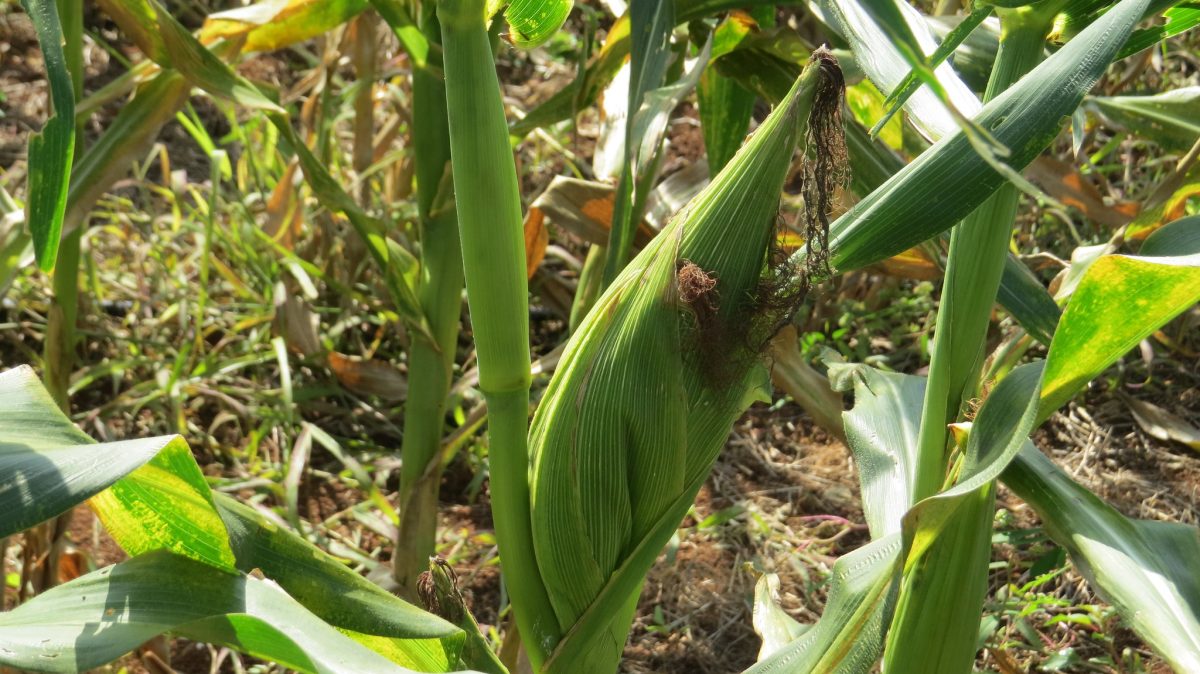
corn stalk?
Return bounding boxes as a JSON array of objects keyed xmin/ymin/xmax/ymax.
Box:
[
  {"xmin": 437, "ymin": 0, "xmax": 559, "ymax": 665},
  {"xmin": 391, "ymin": 2, "xmax": 468, "ymax": 601}
]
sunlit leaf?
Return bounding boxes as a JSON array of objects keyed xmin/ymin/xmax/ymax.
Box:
[
  {"xmin": 828, "ymin": 361, "xmax": 925, "ymax": 539},
  {"xmin": 201, "ymin": 0, "xmax": 370, "ymax": 53},
  {"xmin": 822, "ymin": 0, "xmax": 1154, "ymax": 272},
  {"xmin": 0, "ymin": 366, "xmax": 183, "ymax": 539},
  {"xmin": 505, "ymin": 0, "xmax": 573, "ymax": 48},
  {"xmin": 1039, "ymin": 219, "xmax": 1200, "ymax": 419}
]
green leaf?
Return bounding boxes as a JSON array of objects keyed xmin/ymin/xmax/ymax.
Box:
[
  {"xmin": 883, "ymin": 362, "xmax": 1044, "ymax": 673},
  {"xmin": 0, "ymin": 551, "xmax": 467, "ymax": 674},
  {"xmin": 1141, "ymin": 214, "xmax": 1200, "ymax": 256},
  {"xmin": 602, "ymin": 0, "xmax": 678, "ymax": 284},
  {"xmin": 65, "ymin": 72, "xmax": 194, "ymax": 233},
  {"xmin": 1004, "ymin": 447, "xmax": 1200, "ymax": 671},
  {"xmin": 0, "ymin": 367, "xmax": 467, "ymax": 672},
  {"xmin": 1038, "ymin": 225, "xmax": 1200, "ymax": 419},
  {"xmin": 0, "ymin": 366, "xmax": 180, "ymax": 539},
  {"xmin": 144, "ymin": 0, "xmax": 284, "ymax": 111},
  {"xmin": 371, "ymin": 0, "xmax": 432, "ymax": 68},
  {"xmin": 505, "ymin": 0, "xmax": 573, "ymax": 48},
  {"xmin": 91, "ymin": 439, "xmax": 238, "ymax": 571},
  {"xmin": 872, "ymin": 6, "xmax": 993, "ymax": 138},
  {"xmin": 998, "ymin": 254, "xmax": 1061, "ymax": 345},
  {"xmin": 903, "ymin": 362, "xmax": 1044, "ymax": 570},
  {"xmin": 745, "ymin": 535, "xmax": 901, "ymax": 674},
  {"xmin": 1089, "ymin": 86, "xmax": 1200, "ymax": 150},
  {"xmin": 698, "ymin": 15, "xmax": 759, "ymax": 174},
  {"xmin": 0, "ymin": 365, "xmax": 235, "ymax": 571},
  {"xmin": 829, "ymin": 362, "xmax": 925, "ymax": 539},
  {"xmin": 20, "ymin": 0, "xmax": 76, "ymax": 270},
  {"xmin": 214, "ymin": 495, "xmax": 465, "ymax": 671},
  {"xmin": 821, "ymin": 0, "xmax": 1154, "ymax": 272},
  {"xmin": 1116, "ymin": 3, "xmax": 1200, "ymax": 59},
  {"xmin": 814, "ymin": 0, "xmax": 981, "ymax": 140}
]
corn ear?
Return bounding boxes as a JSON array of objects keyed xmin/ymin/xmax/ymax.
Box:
[{"xmin": 528, "ymin": 52, "xmax": 845, "ymax": 672}]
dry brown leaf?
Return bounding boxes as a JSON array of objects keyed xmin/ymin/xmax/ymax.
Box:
[
  {"xmin": 1123, "ymin": 393, "xmax": 1200, "ymax": 451},
  {"xmin": 1026, "ymin": 157, "xmax": 1138, "ymax": 228},
  {"xmin": 531, "ymin": 176, "xmax": 656, "ymax": 247},
  {"xmin": 524, "ymin": 207, "xmax": 549, "ymax": 280},
  {"xmin": 273, "ymin": 284, "xmax": 322, "ymax": 358},
  {"xmin": 328, "ymin": 352, "xmax": 408, "ymax": 401},
  {"xmin": 56, "ymin": 549, "xmax": 89, "ymax": 584},
  {"xmin": 874, "ymin": 246, "xmax": 940, "ymax": 280}
]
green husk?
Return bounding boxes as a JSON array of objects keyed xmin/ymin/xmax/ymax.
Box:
[{"xmin": 528, "ymin": 51, "xmax": 846, "ymax": 673}]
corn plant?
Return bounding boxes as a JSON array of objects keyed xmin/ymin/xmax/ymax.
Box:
[{"xmin": 2, "ymin": 0, "xmax": 1199, "ymax": 673}]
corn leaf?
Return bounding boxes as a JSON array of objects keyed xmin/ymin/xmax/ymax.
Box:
[
  {"xmin": 214, "ymin": 495, "xmax": 465, "ymax": 670},
  {"xmin": 1038, "ymin": 217, "xmax": 1200, "ymax": 419},
  {"xmin": 505, "ymin": 0, "xmax": 573, "ymax": 48},
  {"xmin": 371, "ymin": 0, "xmax": 432, "ymax": 68},
  {"xmin": 0, "ymin": 366, "xmax": 184, "ymax": 539},
  {"xmin": 601, "ymin": 0, "xmax": 679, "ymax": 284},
  {"xmin": 0, "ymin": 550, "xmax": 472, "ymax": 674},
  {"xmin": 752, "ymin": 573, "xmax": 810, "ymax": 660},
  {"xmin": 697, "ymin": 65, "xmax": 756, "ymax": 175},
  {"xmin": 828, "ymin": 362, "xmax": 925, "ymax": 539},
  {"xmin": 66, "ymin": 71, "xmax": 194, "ymax": 234},
  {"xmin": 1141, "ymin": 213, "xmax": 1200, "ymax": 255},
  {"xmin": 998, "ymin": 255, "xmax": 1061, "ymax": 345},
  {"xmin": 90, "ymin": 440, "xmax": 238, "ymax": 571},
  {"xmin": 698, "ymin": 12, "xmax": 761, "ymax": 174},
  {"xmin": 926, "ymin": 13, "xmax": 999, "ymax": 89},
  {"xmin": 1089, "ymin": 86, "xmax": 1200, "ymax": 150},
  {"xmin": 1004, "ymin": 447, "xmax": 1200, "ymax": 672},
  {"xmin": 201, "ymin": 0, "xmax": 370, "ymax": 53},
  {"xmin": 881, "ymin": 362, "xmax": 1043, "ymax": 672},
  {"xmin": 813, "ymin": 0, "xmax": 981, "ymax": 141},
  {"xmin": 1116, "ymin": 2, "xmax": 1200, "ymax": 59},
  {"xmin": 745, "ymin": 535, "xmax": 902, "ymax": 673},
  {"xmin": 19, "ymin": 0, "xmax": 76, "ymax": 271},
  {"xmin": 102, "ymin": 0, "xmax": 285, "ymax": 111},
  {"xmin": 0, "ymin": 364, "xmax": 466, "ymax": 670},
  {"xmin": 96, "ymin": 0, "xmax": 165, "ymax": 62},
  {"xmin": 823, "ymin": 0, "xmax": 1154, "ymax": 272},
  {"xmin": 873, "ymin": 6, "xmax": 993, "ymax": 137}
]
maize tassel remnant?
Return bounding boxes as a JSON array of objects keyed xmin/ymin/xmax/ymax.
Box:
[{"xmin": 528, "ymin": 49, "xmax": 847, "ymax": 673}]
